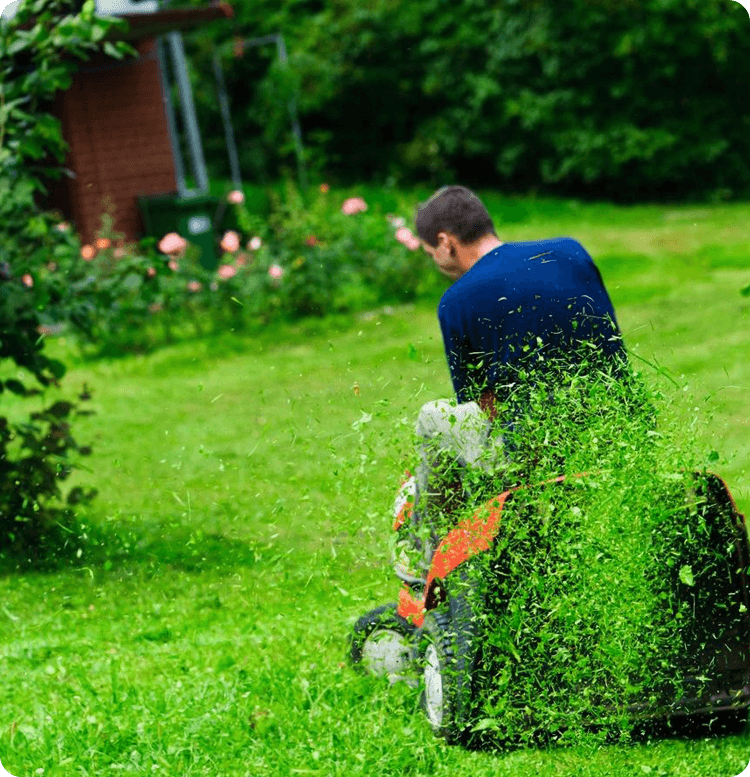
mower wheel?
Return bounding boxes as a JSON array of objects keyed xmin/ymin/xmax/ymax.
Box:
[
  {"xmin": 418, "ymin": 595, "xmax": 481, "ymax": 746},
  {"xmin": 349, "ymin": 603, "xmax": 418, "ymax": 684}
]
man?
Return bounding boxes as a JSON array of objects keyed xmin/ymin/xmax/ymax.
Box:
[{"xmin": 392, "ymin": 185, "xmax": 628, "ymax": 582}]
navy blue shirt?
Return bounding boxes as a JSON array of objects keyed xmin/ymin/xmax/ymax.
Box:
[{"xmin": 438, "ymin": 238, "xmax": 626, "ymax": 404}]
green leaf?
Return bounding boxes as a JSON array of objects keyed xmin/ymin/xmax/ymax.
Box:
[
  {"xmin": 0, "ymin": 96, "xmax": 31, "ymax": 124},
  {"xmin": 5, "ymin": 379, "xmax": 27, "ymax": 395},
  {"xmin": 471, "ymin": 718, "xmax": 500, "ymax": 733},
  {"xmin": 707, "ymin": 450, "xmax": 719, "ymax": 463},
  {"xmin": 104, "ymin": 41, "xmax": 124, "ymax": 59},
  {"xmin": 46, "ymin": 359, "xmax": 67, "ymax": 380},
  {"xmin": 7, "ymin": 34, "xmax": 30, "ymax": 57},
  {"xmin": 679, "ymin": 565, "xmax": 695, "ymax": 587},
  {"xmin": 741, "ymin": 284, "xmax": 750, "ymax": 298}
]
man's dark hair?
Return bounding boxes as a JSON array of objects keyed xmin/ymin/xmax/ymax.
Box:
[{"xmin": 415, "ymin": 185, "xmax": 497, "ymax": 247}]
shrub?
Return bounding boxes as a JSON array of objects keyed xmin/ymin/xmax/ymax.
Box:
[
  {"xmin": 48, "ymin": 182, "xmax": 435, "ymax": 355},
  {"xmin": 0, "ymin": 0, "xmax": 135, "ymax": 558},
  {"xmin": 188, "ymin": 0, "xmax": 750, "ymax": 201},
  {"xmin": 260, "ymin": 182, "xmax": 428, "ymax": 317}
]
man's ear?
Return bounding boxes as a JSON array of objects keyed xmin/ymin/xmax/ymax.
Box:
[{"xmin": 436, "ymin": 231, "xmax": 455, "ymax": 250}]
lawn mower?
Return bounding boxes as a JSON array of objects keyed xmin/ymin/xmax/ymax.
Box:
[{"xmin": 349, "ymin": 468, "xmax": 750, "ymax": 747}]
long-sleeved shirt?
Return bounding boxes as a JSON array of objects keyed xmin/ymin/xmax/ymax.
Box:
[{"xmin": 438, "ymin": 237, "xmax": 626, "ymax": 405}]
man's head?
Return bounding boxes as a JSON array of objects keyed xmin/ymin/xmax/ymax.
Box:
[
  {"xmin": 415, "ymin": 186, "xmax": 501, "ymax": 280},
  {"xmin": 415, "ymin": 186, "xmax": 497, "ymax": 248}
]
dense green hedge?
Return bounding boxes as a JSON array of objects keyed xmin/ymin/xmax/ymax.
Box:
[{"xmin": 186, "ymin": 0, "xmax": 750, "ymax": 201}]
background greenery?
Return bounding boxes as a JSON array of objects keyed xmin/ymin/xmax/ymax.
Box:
[
  {"xmin": 1, "ymin": 194, "xmax": 749, "ymax": 775},
  {"xmin": 185, "ymin": 0, "xmax": 750, "ymax": 200}
]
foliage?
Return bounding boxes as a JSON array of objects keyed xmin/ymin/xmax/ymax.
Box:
[
  {"xmin": 0, "ymin": 394, "xmax": 98, "ymax": 564},
  {"xmin": 48, "ymin": 183, "xmax": 435, "ymax": 354},
  {"xmin": 184, "ymin": 0, "xmax": 750, "ymax": 201},
  {"xmin": 0, "ymin": 0, "xmax": 136, "ymax": 553},
  {"xmin": 260, "ymin": 183, "xmax": 429, "ymax": 315}
]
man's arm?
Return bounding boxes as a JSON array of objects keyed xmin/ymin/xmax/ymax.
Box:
[{"xmin": 438, "ymin": 301, "xmax": 476, "ymax": 403}]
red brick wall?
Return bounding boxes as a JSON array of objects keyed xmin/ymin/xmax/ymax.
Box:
[{"xmin": 52, "ymin": 38, "xmax": 177, "ymax": 246}]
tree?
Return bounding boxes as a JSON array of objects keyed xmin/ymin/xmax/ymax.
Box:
[{"xmin": 185, "ymin": 0, "xmax": 750, "ymax": 200}]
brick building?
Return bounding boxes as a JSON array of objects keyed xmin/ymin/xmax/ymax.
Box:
[{"xmin": 7, "ymin": 0, "xmax": 233, "ymax": 246}]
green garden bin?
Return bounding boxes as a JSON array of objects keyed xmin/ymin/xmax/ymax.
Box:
[{"xmin": 138, "ymin": 192, "xmax": 221, "ymax": 271}]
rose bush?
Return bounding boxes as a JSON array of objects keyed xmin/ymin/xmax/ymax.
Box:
[{"xmin": 46, "ymin": 181, "xmax": 435, "ymax": 354}]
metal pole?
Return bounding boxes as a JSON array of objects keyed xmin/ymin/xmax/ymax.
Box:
[
  {"xmin": 168, "ymin": 31, "xmax": 209, "ymax": 196},
  {"xmin": 236, "ymin": 34, "xmax": 281, "ymax": 49},
  {"xmin": 212, "ymin": 50, "xmax": 242, "ymax": 191},
  {"xmin": 156, "ymin": 36, "xmax": 189, "ymax": 198},
  {"xmin": 230, "ymin": 34, "xmax": 308, "ymax": 192},
  {"xmin": 276, "ymin": 34, "xmax": 308, "ymax": 192}
]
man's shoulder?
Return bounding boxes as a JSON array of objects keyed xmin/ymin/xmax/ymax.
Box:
[
  {"xmin": 438, "ymin": 236, "xmax": 593, "ymax": 314},
  {"xmin": 506, "ymin": 236, "xmax": 588, "ymax": 256}
]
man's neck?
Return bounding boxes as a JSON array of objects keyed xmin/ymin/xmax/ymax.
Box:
[{"xmin": 459, "ymin": 235, "xmax": 503, "ymax": 274}]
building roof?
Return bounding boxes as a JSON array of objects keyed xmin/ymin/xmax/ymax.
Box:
[{"xmin": 107, "ymin": 1, "xmax": 233, "ymax": 41}]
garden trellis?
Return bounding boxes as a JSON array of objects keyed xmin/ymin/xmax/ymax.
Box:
[{"xmin": 213, "ymin": 33, "xmax": 308, "ymax": 193}]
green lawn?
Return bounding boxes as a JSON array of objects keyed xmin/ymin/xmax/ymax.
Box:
[{"xmin": 1, "ymin": 192, "xmax": 750, "ymax": 776}]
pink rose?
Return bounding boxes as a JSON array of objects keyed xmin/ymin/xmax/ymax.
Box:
[
  {"xmin": 159, "ymin": 232, "xmax": 187, "ymax": 256},
  {"xmin": 21, "ymin": 273, "xmax": 33, "ymax": 288},
  {"xmin": 248, "ymin": 236, "xmax": 262, "ymax": 251},
  {"xmin": 147, "ymin": 267, "xmax": 157, "ymax": 278},
  {"xmin": 81, "ymin": 245, "xmax": 96, "ymax": 261},
  {"xmin": 218, "ymin": 264, "xmax": 237, "ymax": 280},
  {"xmin": 113, "ymin": 247, "xmax": 126, "ymax": 259},
  {"xmin": 168, "ymin": 260, "xmax": 179, "ymax": 272},
  {"xmin": 235, "ymin": 253, "xmax": 249, "ymax": 267},
  {"xmin": 341, "ymin": 197, "xmax": 368, "ymax": 215},
  {"xmin": 55, "ymin": 222, "xmax": 70, "ymax": 232},
  {"xmin": 227, "ymin": 190, "xmax": 245, "ymax": 204},
  {"xmin": 305, "ymin": 235, "xmax": 319, "ymax": 247},
  {"xmin": 395, "ymin": 226, "xmax": 421, "ymax": 251},
  {"xmin": 268, "ymin": 264, "xmax": 284, "ymax": 279},
  {"xmin": 319, "ymin": 183, "xmax": 330, "ymax": 193},
  {"xmin": 187, "ymin": 280, "xmax": 202, "ymax": 292},
  {"xmin": 220, "ymin": 230, "xmax": 241, "ymax": 253}
]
